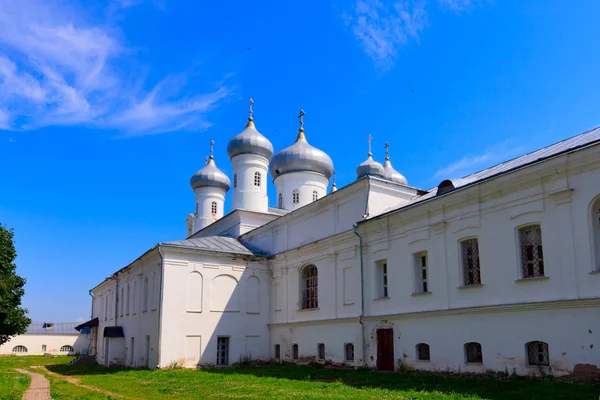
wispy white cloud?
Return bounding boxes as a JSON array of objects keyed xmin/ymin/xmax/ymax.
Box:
[
  {"xmin": 434, "ymin": 140, "xmax": 525, "ymax": 179},
  {"xmin": 0, "ymin": 0, "xmax": 229, "ymax": 135},
  {"xmin": 342, "ymin": 0, "xmax": 428, "ymax": 70},
  {"xmin": 438, "ymin": 0, "xmax": 476, "ymax": 13}
]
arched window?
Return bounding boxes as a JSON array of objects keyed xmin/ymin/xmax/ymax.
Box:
[
  {"xmin": 12, "ymin": 345, "xmax": 27, "ymax": 353},
  {"xmin": 254, "ymin": 172, "xmax": 261, "ymax": 186},
  {"xmin": 345, "ymin": 343, "xmax": 354, "ymax": 361},
  {"xmin": 292, "ymin": 344, "xmax": 299, "ymax": 360},
  {"xmin": 313, "ymin": 191, "xmax": 318, "ymax": 201},
  {"xmin": 292, "ymin": 190, "xmax": 299, "ymax": 204},
  {"xmin": 211, "ymin": 201, "xmax": 217, "ymax": 214},
  {"xmin": 60, "ymin": 345, "xmax": 74, "ymax": 353},
  {"xmin": 278, "ymin": 193, "xmax": 283, "ymax": 208},
  {"xmin": 195, "ymin": 202, "xmax": 199, "ymax": 215},
  {"xmin": 120, "ymin": 287, "xmax": 124, "ymax": 316},
  {"xmin": 416, "ymin": 343, "xmax": 430, "ymax": 361},
  {"xmin": 526, "ymin": 341, "xmax": 549, "ymax": 366},
  {"xmin": 464, "ymin": 342, "xmax": 483, "ymax": 363},
  {"xmin": 126, "ymin": 284, "xmax": 130, "ymax": 315},
  {"xmin": 300, "ymin": 264, "xmax": 318, "ymax": 309},
  {"xmin": 142, "ymin": 276, "xmax": 149, "ymax": 312},
  {"xmin": 234, "ymin": 173, "xmax": 237, "ymax": 188},
  {"xmin": 518, "ymin": 224, "xmax": 544, "ymax": 278}
]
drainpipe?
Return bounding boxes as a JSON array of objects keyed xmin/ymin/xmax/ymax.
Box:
[
  {"xmin": 156, "ymin": 245, "xmax": 165, "ymax": 369},
  {"xmin": 353, "ymin": 223, "xmax": 366, "ymax": 368},
  {"xmin": 89, "ymin": 290, "xmax": 95, "ymax": 320}
]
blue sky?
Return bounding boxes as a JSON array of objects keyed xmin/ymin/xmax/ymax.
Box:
[{"xmin": 1, "ymin": 0, "xmax": 599, "ymax": 322}]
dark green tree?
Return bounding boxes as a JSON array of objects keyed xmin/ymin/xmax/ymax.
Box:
[{"xmin": 0, "ymin": 224, "xmax": 30, "ymax": 346}]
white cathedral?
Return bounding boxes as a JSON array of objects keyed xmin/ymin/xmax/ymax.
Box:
[{"xmin": 80, "ymin": 100, "xmax": 600, "ymax": 376}]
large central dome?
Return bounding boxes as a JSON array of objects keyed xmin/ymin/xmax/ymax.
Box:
[{"xmin": 270, "ymin": 130, "xmax": 334, "ymax": 180}]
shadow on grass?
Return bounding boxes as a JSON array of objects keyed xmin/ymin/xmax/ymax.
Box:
[{"xmin": 46, "ymin": 363, "xmax": 600, "ymax": 400}]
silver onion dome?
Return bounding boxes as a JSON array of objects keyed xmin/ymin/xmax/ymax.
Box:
[
  {"xmin": 356, "ymin": 155, "xmax": 384, "ymax": 178},
  {"xmin": 190, "ymin": 156, "xmax": 231, "ymax": 192},
  {"xmin": 270, "ymin": 130, "xmax": 334, "ymax": 180},
  {"xmin": 227, "ymin": 99, "xmax": 274, "ymax": 160},
  {"xmin": 383, "ymin": 159, "xmax": 407, "ymax": 185}
]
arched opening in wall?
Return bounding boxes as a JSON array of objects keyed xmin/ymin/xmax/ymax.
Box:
[
  {"xmin": 126, "ymin": 284, "xmax": 130, "ymax": 315},
  {"xmin": 313, "ymin": 191, "xmax": 318, "ymax": 201},
  {"xmin": 292, "ymin": 189, "xmax": 299, "ymax": 204},
  {"xmin": 300, "ymin": 264, "xmax": 318, "ymax": 309},
  {"xmin": 211, "ymin": 201, "xmax": 218, "ymax": 215},
  {"xmin": 60, "ymin": 345, "xmax": 74, "ymax": 354},
  {"xmin": 143, "ymin": 276, "xmax": 149, "ymax": 312},
  {"xmin": 292, "ymin": 344, "xmax": 299, "ymax": 360},
  {"xmin": 186, "ymin": 271, "xmax": 203, "ymax": 312},
  {"xmin": 211, "ymin": 275, "xmax": 240, "ymax": 312},
  {"xmin": 591, "ymin": 197, "xmax": 600, "ymax": 271},
  {"xmin": 246, "ymin": 275, "xmax": 260, "ymax": 314},
  {"xmin": 120, "ymin": 288, "xmax": 124, "ymax": 316},
  {"xmin": 278, "ymin": 193, "xmax": 283, "ymax": 208},
  {"xmin": 416, "ymin": 343, "xmax": 430, "ymax": 361},
  {"xmin": 12, "ymin": 345, "xmax": 27, "ymax": 353},
  {"xmin": 345, "ymin": 343, "xmax": 354, "ymax": 361},
  {"xmin": 254, "ymin": 172, "xmax": 261, "ymax": 186},
  {"xmin": 464, "ymin": 342, "xmax": 483, "ymax": 363},
  {"xmin": 526, "ymin": 341, "xmax": 549, "ymax": 366},
  {"xmin": 133, "ymin": 281, "xmax": 138, "ymax": 315}
]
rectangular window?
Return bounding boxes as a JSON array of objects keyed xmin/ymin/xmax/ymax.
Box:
[
  {"xmin": 461, "ymin": 238, "xmax": 481, "ymax": 286},
  {"xmin": 292, "ymin": 344, "xmax": 299, "ymax": 360},
  {"xmin": 42, "ymin": 345, "xmax": 47, "ymax": 352},
  {"xmin": 274, "ymin": 344, "xmax": 280, "ymax": 360},
  {"xmin": 375, "ymin": 260, "xmax": 388, "ymax": 298},
  {"xmin": 414, "ymin": 252, "xmax": 428, "ymax": 293},
  {"xmin": 519, "ymin": 225, "xmax": 545, "ymax": 278},
  {"xmin": 217, "ymin": 337, "xmax": 229, "ymax": 366},
  {"xmin": 317, "ymin": 343, "xmax": 325, "ymax": 360},
  {"xmin": 345, "ymin": 343, "xmax": 354, "ymax": 361}
]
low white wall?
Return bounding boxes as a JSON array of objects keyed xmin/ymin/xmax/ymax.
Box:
[{"xmin": 0, "ymin": 334, "xmax": 89, "ymax": 355}]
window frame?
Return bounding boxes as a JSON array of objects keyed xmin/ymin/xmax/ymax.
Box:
[
  {"xmin": 234, "ymin": 173, "xmax": 237, "ymax": 188},
  {"xmin": 274, "ymin": 344, "xmax": 281, "ymax": 361},
  {"xmin": 211, "ymin": 201, "xmax": 218, "ymax": 215},
  {"xmin": 312, "ymin": 191, "xmax": 318, "ymax": 201},
  {"xmin": 300, "ymin": 264, "xmax": 318, "ymax": 310},
  {"xmin": 464, "ymin": 342, "xmax": 483, "ymax": 364},
  {"xmin": 292, "ymin": 189, "xmax": 299, "ymax": 204},
  {"xmin": 413, "ymin": 251, "xmax": 429, "ymax": 294},
  {"xmin": 254, "ymin": 171, "xmax": 261, "ymax": 187},
  {"xmin": 416, "ymin": 343, "xmax": 430, "ymax": 361},
  {"xmin": 460, "ymin": 237, "xmax": 482, "ymax": 286},
  {"xmin": 375, "ymin": 259, "xmax": 388, "ymax": 299},
  {"xmin": 517, "ymin": 224, "xmax": 545, "ymax": 279},
  {"xmin": 12, "ymin": 345, "xmax": 27, "ymax": 353},
  {"xmin": 60, "ymin": 345, "xmax": 74, "ymax": 353},
  {"xmin": 589, "ymin": 197, "xmax": 600, "ymax": 272},
  {"xmin": 526, "ymin": 341, "xmax": 549, "ymax": 366},
  {"xmin": 317, "ymin": 343, "xmax": 325, "ymax": 360},
  {"xmin": 292, "ymin": 344, "xmax": 299, "ymax": 360},
  {"xmin": 345, "ymin": 343, "xmax": 354, "ymax": 361},
  {"xmin": 278, "ymin": 193, "xmax": 283, "ymax": 208},
  {"xmin": 216, "ymin": 336, "xmax": 230, "ymax": 366}
]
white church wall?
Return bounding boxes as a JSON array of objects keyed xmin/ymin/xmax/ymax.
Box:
[
  {"xmin": 190, "ymin": 210, "xmax": 281, "ymax": 239},
  {"xmin": 0, "ymin": 334, "xmax": 88, "ymax": 355},
  {"xmin": 159, "ymin": 249, "xmax": 270, "ymax": 368}
]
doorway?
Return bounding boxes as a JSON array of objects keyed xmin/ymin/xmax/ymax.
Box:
[
  {"xmin": 376, "ymin": 328, "xmax": 394, "ymax": 371},
  {"xmin": 104, "ymin": 337, "xmax": 110, "ymax": 366},
  {"xmin": 145, "ymin": 335, "xmax": 150, "ymax": 368}
]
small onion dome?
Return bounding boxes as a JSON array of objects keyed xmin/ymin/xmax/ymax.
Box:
[
  {"xmin": 383, "ymin": 159, "xmax": 408, "ymax": 185},
  {"xmin": 270, "ymin": 130, "xmax": 334, "ymax": 180},
  {"xmin": 190, "ymin": 157, "xmax": 231, "ymax": 191},
  {"xmin": 227, "ymin": 116, "xmax": 274, "ymax": 160},
  {"xmin": 356, "ymin": 154, "xmax": 384, "ymax": 179}
]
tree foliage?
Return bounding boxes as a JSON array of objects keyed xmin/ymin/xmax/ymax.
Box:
[{"xmin": 0, "ymin": 224, "xmax": 30, "ymax": 346}]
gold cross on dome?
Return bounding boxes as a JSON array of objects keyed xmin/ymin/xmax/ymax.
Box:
[
  {"xmin": 248, "ymin": 98, "xmax": 254, "ymax": 119},
  {"xmin": 210, "ymin": 140, "xmax": 215, "ymax": 159},
  {"xmin": 385, "ymin": 142, "xmax": 390, "ymax": 160}
]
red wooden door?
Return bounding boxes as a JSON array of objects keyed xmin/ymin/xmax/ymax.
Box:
[{"xmin": 376, "ymin": 328, "xmax": 394, "ymax": 371}]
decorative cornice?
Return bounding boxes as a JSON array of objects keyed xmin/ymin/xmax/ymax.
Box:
[{"xmin": 548, "ymin": 188, "xmax": 574, "ymax": 206}]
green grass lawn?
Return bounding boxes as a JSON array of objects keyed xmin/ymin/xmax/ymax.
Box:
[
  {"xmin": 0, "ymin": 356, "xmax": 74, "ymax": 400},
  {"xmin": 1, "ymin": 356, "xmax": 599, "ymax": 400}
]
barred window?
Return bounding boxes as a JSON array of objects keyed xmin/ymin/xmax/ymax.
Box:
[
  {"xmin": 318, "ymin": 343, "xmax": 325, "ymax": 360},
  {"xmin": 254, "ymin": 172, "xmax": 261, "ymax": 187},
  {"xmin": 465, "ymin": 342, "xmax": 483, "ymax": 363},
  {"xmin": 217, "ymin": 337, "xmax": 229, "ymax": 366},
  {"xmin": 292, "ymin": 344, "xmax": 299, "ymax": 360},
  {"xmin": 60, "ymin": 345, "xmax": 74, "ymax": 353},
  {"xmin": 313, "ymin": 191, "xmax": 318, "ymax": 201},
  {"xmin": 345, "ymin": 343, "xmax": 354, "ymax": 361},
  {"xmin": 526, "ymin": 341, "xmax": 549, "ymax": 366},
  {"xmin": 211, "ymin": 201, "xmax": 217, "ymax": 214},
  {"xmin": 519, "ymin": 225, "xmax": 544, "ymax": 278},
  {"xmin": 234, "ymin": 174, "xmax": 237, "ymax": 188},
  {"xmin": 274, "ymin": 344, "xmax": 281, "ymax": 360},
  {"xmin": 12, "ymin": 345, "xmax": 27, "ymax": 353},
  {"xmin": 278, "ymin": 193, "xmax": 283, "ymax": 209},
  {"xmin": 416, "ymin": 343, "xmax": 430, "ymax": 361},
  {"xmin": 293, "ymin": 190, "xmax": 299, "ymax": 204},
  {"xmin": 300, "ymin": 264, "xmax": 318, "ymax": 309},
  {"xmin": 461, "ymin": 238, "xmax": 481, "ymax": 286}
]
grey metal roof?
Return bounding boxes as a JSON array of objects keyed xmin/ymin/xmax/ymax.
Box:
[
  {"xmin": 26, "ymin": 322, "xmax": 80, "ymax": 335},
  {"xmin": 227, "ymin": 120, "xmax": 274, "ymax": 160},
  {"xmin": 162, "ymin": 236, "xmax": 265, "ymax": 256},
  {"xmin": 356, "ymin": 155, "xmax": 384, "ymax": 179},
  {"xmin": 270, "ymin": 131, "xmax": 334, "ymax": 180},
  {"xmin": 190, "ymin": 158, "xmax": 231, "ymax": 191},
  {"xmin": 383, "ymin": 159, "xmax": 407, "ymax": 185}
]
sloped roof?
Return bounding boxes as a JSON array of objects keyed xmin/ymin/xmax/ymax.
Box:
[
  {"xmin": 162, "ymin": 236, "xmax": 265, "ymax": 256},
  {"xmin": 369, "ymin": 126, "xmax": 600, "ymax": 220},
  {"xmin": 268, "ymin": 207, "xmax": 289, "ymax": 216}
]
